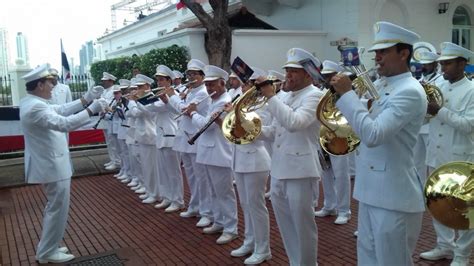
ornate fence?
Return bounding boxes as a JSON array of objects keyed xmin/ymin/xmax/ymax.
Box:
[{"xmin": 0, "ymin": 75, "xmax": 12, "ymax": 106}]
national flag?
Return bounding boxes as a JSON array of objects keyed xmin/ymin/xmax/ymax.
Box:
[
  {"xmin": 176, "ymin": 0, "xmax": 207, "ymax": 10},
  {"xmin": 60, "ymin": 39, "xmax": 71, "ymax": 83}
]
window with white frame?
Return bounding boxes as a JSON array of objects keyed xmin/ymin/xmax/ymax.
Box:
[{"xmin": 452, "ymin": 6, "xmax": 472, "ymax": 50}]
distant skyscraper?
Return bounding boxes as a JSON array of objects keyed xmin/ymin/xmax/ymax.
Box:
[
  {"xmin": 79, "ymin": 40, "xmax": 94, "ymax": 75},
  {"xmin": 0, "ymin": 28, "xmax": 10, "ymax": 77},
  {"xmin": 16, "ymin": 32, "xmax": 29, "ymax": 65}
]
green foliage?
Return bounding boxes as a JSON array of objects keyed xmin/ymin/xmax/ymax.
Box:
[{"xmin": 90, "ymin": 45, "xmax": 189, "ymax": 84}]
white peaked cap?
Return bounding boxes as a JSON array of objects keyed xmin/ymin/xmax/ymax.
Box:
[
  {"xmin": 187, "ymin": 59, "xmax": 206, "ymax": 71},
  {"xmin": 130, "ymin": 78, "xmax": 138, "ymax": 88},
  {"xmin": 119, "ymin": 79, "xmax": 131, "ymax": 89},
  {"xmin": 154, "ymin": 65, "xmax": 175, "ymax": 79},
  {"xmin": 282, "ymin": 47, "xmax": 321, "ymax": 69},
  {"xmin": 101, "ymin": 72, "xmax": 117, "ymax": 81},
  {"xmin": 418, "ymin": 51, "xmax": 440, "ymax": 64},
  {"xmin": 368, "ymin": 21, "xmax": 420, "ymax": 52},
  {"xmin": 321, "ymin": 60, "xmax": 345, "ymax": 74},
  {"xmin": 249, "ymin": 67, "xmax": 267, "ymax": 80},
  {"xmin": 172, "ymin": 70, "xmax": 184, "ymax": 79},
  {"xmin": 267, "ymin": 70, "xmax": 285, "ymax": 81},
  {"xmin": 22, "ymin": 64, "xmax": 55, "ymax": 83},
  {"xmin": 203, "ymin": 65, "xmax": 229, "ymax": 82},
  {"xmin": 437, "ymin": 42, "xmax": 474, "ymax": 61},
  {"xmin": 135, "ymin": 74, "xmax": 154, "ymax": 85}
]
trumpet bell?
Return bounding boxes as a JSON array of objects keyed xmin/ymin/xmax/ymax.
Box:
[
  {"xmin": 425, "ymin": 161, "xmax": 474, "ymax": 230},
  {"xmin": 316, "ymin": 90, "xmax": 361, "ymax": 155},
  {"xmin": 222, "ymin": 109, "xmax": 262, "ymax": 145},
  {"xmin": 423, "ymin": 83, "xmax": 444, "ymax": 119}
]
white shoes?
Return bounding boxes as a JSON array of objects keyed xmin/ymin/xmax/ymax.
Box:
[
  {"xmin": 353, "ymin": 231, "xmax": 358, "ymax": 237},
  {"xmin": 450, "ymin": 255, "xmax": 469, "ymax": 266},
  {"xmin": 135, "ymin": 187, "xmax": 146, "ymax": 194},
  {"xmin": 180, "ymin": 210, "xmax": 199, "ymax": 218},
  {"xmin": 37, "ymin": 251, "xmax": 75, "ymax": 264},
  {"xmin": 196, "ymin": 217, "xmax": 212, "ymax": 228},
  {"xmin": 142, "ymin": 196, "xmax": 156, "ymax": 204},
  {"xmin": 203, "ymin": 224, "xmax": 224, "ymax": 234},
  {"xmin": 139, "ymin": 193, "xmax": 149, "ymax": 200},
  {"xmin": 105, "ymin": 164, "xmax": 119, "ymax": 171},
  {"xmin": 104, "ymin": 161, "xmax": 114, "ymax": 167},
  {"xmin": 420, "ymin": 247, "xmax": 453, "ymax": 260},
  {"xmin": 154, "ymin": 200, "xmax": 171, "ymax": 209},
  {"xmin": 264, "ymin": 192, "xmax": 271, "ymax": 199},
  {"xmin": 127, "ymin": 180, "xmax": 138, "ymax": 187},
  {"xmin": 57, "ymin": 246, "xmax": 69, "ymax": 253},
  {"xmin": 334, "ymin": 215, "xmax": 350, "ymax": 225},
  {"xmin": 216, "ymin": 232, "xmax": 238, "ymax": 244},
  {"xmin": 230, "ymin": 245, "xmax": 253, "ymax": 257},
  {"xmin": 165, "ymin": 203, "xmax": 183, "ymax": 213},
  {"xmin": 244, "ymin": 253, "xmax": 272, "ymax": 265},
  {"xmin": 314, "ymin": 209, "xmax": 337, "ymax": 217}
]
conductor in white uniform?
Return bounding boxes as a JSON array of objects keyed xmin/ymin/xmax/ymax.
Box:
[
  {"xmin": 330, "ymin": 21, "xmax": 427, "ymax": 265},
  {"xmin": 20, "ymin": 64, "xmax": 107, "ymax": 264}
]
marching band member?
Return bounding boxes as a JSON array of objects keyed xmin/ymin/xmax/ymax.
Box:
[
  {"xmin": 257, "ymin": 48, "xmax": 323, "ymax": 265},
  {"xmin": 413, "ymin": 50, "xmax": 443, "ymax": 184},
  {"xmin": 185, "ymin": 65, "xmax": 239, "ymax": 244},
  {"xmin": 128, "ymin": 74, "xmax": 159, "ymax": 204},
  {"xmin": 224, "ymin": 74, "xmax": 272, "ymax": 264},
  {"xmin": 227, "ymin": 71, "xmax": 242, "ymax": 99},
  {"xmin": 143, "ymin": 65, "xmax": 185, "ymax": 213},
  {"xmin": 330, "ymin": 21, "xmax": 427, "ymax": 265},
  {"xmin": 167, "ymin": 59, "xmax": 213, "ymax": 227},
  {"xmin": 420, "ymin": 42, "xmax": 474, "ymax": 266},
  {"xmin": 109, "ymin": 85, "xmax": 124, "ymax": 178},
  {"xmin": 48, "ymin": 68, "xmax": 72, "ymax": 105},
  {"xmin": 100, "ymin": 72, "xmax": 121, "ymax": 171},
  {"xmin": 172, "ymin": 70, "xmax": 184, "ymax": 88},
  {"xmin": 314, "ymin": 60, "xmax": 352, "ymax": 225},
  {"xmin": 20, "ymin": 64, "xmax": 107, "ymax": 263},
  {"xmin": 115, "ymin": 79, "xmax": 132, "ymax": 183}
]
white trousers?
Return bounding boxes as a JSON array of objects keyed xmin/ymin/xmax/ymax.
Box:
[
  {"xmin": 104, "ymin": 130, "xmax": 120, "ymax": 164},
  {"xmin": 427, "ymin": 167, "xmax": 473, "ymax": 258},
  {"xmin": 139, "ymin": 144, "xmax": 159, "ymax": 198},
  {"xmin": 129, "ymin": 144, "xmax": 143, "ymax": 183},
  {"xmin": 271, "ymin": 177, "xmax": 318, "ymax": 266},
  {"xmin": 413, "ymin": 133, "xmax": 428, "ymax": 184},
  {"xmin": 357, "ymin": 202, "xmax": 423, "ymax": 265},
  {"xmin": 320, "ymin": 154, "xmax": 351, "ymax": 215},
  {"xmin": 36, "ymin": 179, "xmax": 71, "ymax": 259},
  {"xmin": 204, "ymin": 165, "xmax": 238, "ymax": 234},
  {"xmin": 234, "ymin": 171, "xmax": 270, "ymax": 255},
  {"xmin": 181, "ymin": 153, "xmax": 212, "ymax": 217},
  {"xmin": 156, "ymin": 147, "xmax": 184, "ymax": 205},
  {"xmin": 117, "ymin": 139, "xmax": 131, "ymax": 177}
]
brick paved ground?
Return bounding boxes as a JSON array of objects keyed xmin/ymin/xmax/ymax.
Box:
[{"xmin": 0, "ymin": 174, "xmax": 471, "ymax": 265}]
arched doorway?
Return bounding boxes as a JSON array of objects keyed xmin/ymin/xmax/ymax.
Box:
[{"xmin": 452, "ymin": 6, "xmax": 472, "ymax": 49}]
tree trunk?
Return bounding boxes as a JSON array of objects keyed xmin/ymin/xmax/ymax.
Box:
[{"xmin": 181, "ymin": 0, "xmax": 231, "ymax": 70}]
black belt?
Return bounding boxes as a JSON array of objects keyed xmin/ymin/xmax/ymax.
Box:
[{"xmin": 163, "ymin": 134, "xmax": 175, "ymax": 137}]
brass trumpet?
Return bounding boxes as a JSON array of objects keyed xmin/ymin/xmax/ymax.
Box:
[{"xmin": 421, "ymin": 77, "xmax": 444, "ymax": 119}]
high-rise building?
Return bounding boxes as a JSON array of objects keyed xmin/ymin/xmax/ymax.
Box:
[
  {"xmin": 79, "ymin": 41, "xmax": 95, "ymax": 75},
  {"xmin": 0, "ymin": 28, "xmax": 10, "ymax": 77},
  {"xmin": 16, "ymin": 32, "xmax": 29, "ymax": 65}
]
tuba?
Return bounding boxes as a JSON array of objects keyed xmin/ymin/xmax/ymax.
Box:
[
  {"xmin": 424, "ymin": 161, "xmax": 473, "ymax": 230},
  {"xmin": 221, "ymin": 80, "xmax": 276, "ymax": 144},
  {"xmin": 316, "ymin": 63, "xmax": 379, "ymax": 155}
]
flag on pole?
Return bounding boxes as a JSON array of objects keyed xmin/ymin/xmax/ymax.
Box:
[
  {"xmin": 176, "ymin": 0, "xmax": 207, "ymax": 10},
  {"xmin": 60, "ymin": 39, "xmax": 71, "ymax": 83}
]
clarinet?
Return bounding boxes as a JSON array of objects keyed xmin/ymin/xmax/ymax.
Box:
[
  {"xmin": 92, "ymin": 98, "xmax": 115, "ymax": 129},
  {"xmin": 188, "ymin": 94, "xmax": 240, "ymax": 145}
]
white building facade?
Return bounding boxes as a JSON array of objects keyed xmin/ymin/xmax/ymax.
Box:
[
  {"xmin": 15, "ymin": 32, "xmax": 29, "ymax": 66},
  {"xmin": 96, "ymin": 0, "xmax": 474, "ymax": 71}
]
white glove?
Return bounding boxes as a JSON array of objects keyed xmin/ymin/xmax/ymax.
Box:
[
  {"xmin": 83, "ymin": 86, "xmax": 105, "ymax": 102},
  {"xmin": 87, "ymin": 98, "xmax": 108, "ymax": 114}
]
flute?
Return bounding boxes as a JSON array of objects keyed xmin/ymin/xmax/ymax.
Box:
[
  {"xmin": 92, "ymin": 98, "xmax": 115, "ymax": 129},
  {"xmin": 187, "ymin": 94, "xmax": 240, "ymax": 145},
  {"xmin": 173, "ymin": 91, "xmax": 216, "ymax": 120}
]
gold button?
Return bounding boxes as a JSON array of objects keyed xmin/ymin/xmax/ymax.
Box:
[
  {"xmin": 370, "ymin": 166, "xmax": 374, "ymax": 169},
  {"xmin": 445, "ymin": 100, "xmax": 449, "ymax": 103},
  {"xmin": 277, "ymin": 145, "xmax": 280, "ymax": 148},
  {"xmin": 296, "ymin": 152, "xmax": 299, "ymax": 155},
  {"xmin": 440, "ymin": 122, "xmax": 444, "ymax": 125},
  {"xmin": 439, "ymin": 134, "xmax": 442, "ymax": 137},
  {"xmin": 449, "ymin": 89, "xmax": 452, "ymax": 91},
  {"xmin": 437, "ymin": 145, "xmax": 440, "ymax": 149}
]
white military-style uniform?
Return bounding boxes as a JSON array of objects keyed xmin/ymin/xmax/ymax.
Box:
[
  {"xmin": 169, "ymin": 83, "xmax": 212, "ymax": 217},
  {"xmin": 261, "ymin": 83, "xmax": 323, "ymax": 265},
  {"xmin": 50, "ymin": 83, "xmax": 72, "ymax": 105},
  {"xmin": 337, "ymin": 72, "xmax": 427, "ymax": 265},
  {"xmin": 125, "ymin": 100, "xmax": 143, "ymax": 187},
  {"xmin": 116, "ymin": 98, "xmax": 132, "ymax": 181},
  {"xmin": 20, "ymin": 94, "xmax": 93, "ymax": 259},
  {"xmin": 426, "ymin": 76, "xmax": 474, "ymax": 260},
  {"xmin": 231, "ymin": 116, "xmax": 271, "ymax": 256},
  {"xmin": 227, "ymin": 86, "xmax": 242, "ymax": 99},
  {"xmin": 144, "ymin": 98, "xmax": 184, "ymax": 208},
  {"xmin": 101, "ymin": 84, "xmax": 121, "ymax": 166},
  {"xmin": 193, "ymin": 91, "xmax": 238, "ymax": 235}
]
